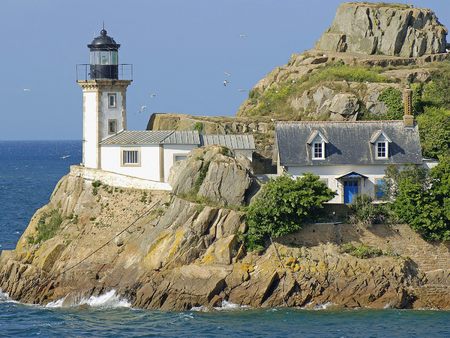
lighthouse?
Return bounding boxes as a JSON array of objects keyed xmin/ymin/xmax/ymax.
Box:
[{"xmin": 77, "ymin": 28, "xmax": 132, "ymax": 169}]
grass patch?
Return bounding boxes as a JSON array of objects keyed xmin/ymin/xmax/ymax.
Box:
[
  {"xmin": 27, "ymin": 210, "xmax": 63, "ymax": 245},
  {"xmin": 341, "ymin": 243, "xmax": 383, "ymax": 259},
  {"xmin": 247, "ymin": 62, "xmax": 393, "ymax": 117}
]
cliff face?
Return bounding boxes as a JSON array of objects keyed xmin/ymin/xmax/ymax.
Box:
[
  {"xmin": 0, "ymin": 146, "xmax": 449, "ymax": 310},
  {"xmin": 316, "ymin": 3, "xmax": 447, "ymax": 57}
]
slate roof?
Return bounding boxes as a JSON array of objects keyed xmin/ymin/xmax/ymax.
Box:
[
  {"xmin": 202, "ymin": 134, "xmax": 255, "ymax": 150},
  {"xmin": 276, "ymin": 121, "xmax": 423, "ymax": 166},
  {"xmin": 101, "ymin": 131, "xmax": 200, "ymax": 145},
  {"xmin": 101, "ymin": 130, "xmax": 256, "ymax": 150}
]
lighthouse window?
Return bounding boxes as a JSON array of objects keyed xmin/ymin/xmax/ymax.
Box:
[
  {"xmin": 111, "ymin": 51, "xmax": 118, "ymax": 64},
  {"xmin": 108, "ymin": 119, "xmax": 117, "ymax": 134},
  {"xmin": 100, "ymin": 51, "xmax": 111, "ymax": 65},
  {"xmin": 122, "ymin": 150, "xmax": 140, "ymax": 166},
  {"xmin": 108, "ymin": 93, "xmax": 117, "ymax": 108}
]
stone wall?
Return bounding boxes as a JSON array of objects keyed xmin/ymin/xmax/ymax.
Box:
[
  {"xmin": 281, "ymin": 223, "xmax": 450, "ymax": 272},
  {"xmin": 70, "ymin": 165, "xmax": 171, "ymax": 191}
]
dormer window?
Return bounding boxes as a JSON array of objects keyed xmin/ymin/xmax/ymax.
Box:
[
  {"xmin": 307, "ymin": 130, "xmax": 328, "ymax": 160},
  {"xmin": 376, "ymin": 141, "xmax": 387, "ymax": 159},
  {"xmin": 370, "ymin": 130, "xmax": 392, "ymax": 160},
  {"xmin": 313, "ymin": 142, "xmax": 325, "ymax": 159}
]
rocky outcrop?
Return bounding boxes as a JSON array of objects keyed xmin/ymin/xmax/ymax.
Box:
[
  {"xmin": 316, "ymin": 2, "xmax": 448, "ymax": 57},
  {"xmin": 0, "ymin": 165, "xmax": 449, "ymax": 309},
  {"xmin": 169, "ymin": 146, "xmax": 257, "ymax": 207}
]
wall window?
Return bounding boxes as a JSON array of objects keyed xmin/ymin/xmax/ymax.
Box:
[
  {"xmin": 174, "ymin": 155, "xmax": 187, "ymax": 162},
  {"xmin": 122, "ymin": 150, "xmax": 140, "ymax": 166},
  {"xmin": 108, "ymin": 93, "xmax": 117, "ymax": 108},
  {"xmin": 376, "ymin": 141, "xmax": 388, "ymax": 159},
  {"xmin": 375, "ymin": 178, "xmax": 385, "ymax": 200},
  {"xmin": 108, "ymin": 119, "xmax": 117, "ymax": 134},
  {"xmin": 312, "ymin": 142, "xmax": 325, "ymax": 159}
]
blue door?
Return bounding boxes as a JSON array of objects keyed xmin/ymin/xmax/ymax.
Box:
[{"xmin": 344, "ymin": 180, "xmax": 358, "ymax": 204}]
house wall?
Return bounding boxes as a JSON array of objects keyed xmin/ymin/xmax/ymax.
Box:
[
  {"xmin": 286, "ymin": 165, "xmax": 389, "ymax": 203},
  {"xmin": 163, "ymin": 144, "xmax": 198, "ymax": 182},
  {"xmin": 83, "ymin": 91, "xmax": 99, "ymax": 169},
  {"xmin": 100, "ymin": 145, "xmax": 161, "ymax": 181}
]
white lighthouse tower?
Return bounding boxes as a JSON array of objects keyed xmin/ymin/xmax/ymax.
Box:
[{"xmin": 77, "ymin": 28, "xmax": 132, "ymax": 169}]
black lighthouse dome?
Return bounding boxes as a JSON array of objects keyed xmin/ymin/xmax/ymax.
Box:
[
  {"xmin": 88, "ymin": 28, "xmax": 120, "ymax": 80},
  {"xmin": 88, "ymin": 29, "xmax": 121, "ymax": 51}
]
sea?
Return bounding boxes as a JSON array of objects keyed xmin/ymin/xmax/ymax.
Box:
[{"xmin": 0, "ymin": 141, "xmax": 449, "ymax": 338}]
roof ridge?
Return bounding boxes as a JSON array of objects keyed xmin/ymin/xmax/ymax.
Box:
[{"xmin": 277, "ymin": 120, "xmax": 404, "ymax": 124}]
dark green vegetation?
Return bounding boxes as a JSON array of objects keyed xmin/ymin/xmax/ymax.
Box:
[
  {"xmin": 348, "ymin": 195, "xmax": 392, "ymax": 226},
  {"xmin": 27, "ymin": 209, "xmax": 63, "ymax": 245},
  {"xmin": 340, "ymin": 243, "xmax": 384, "ymax": 259},
  {"xmin": 245, "ymin": 174, "xmax": 335, "ymax": 251},
  {"xmin": 385, "ymin": 158, "xmax": 450, "ymax": 241}
]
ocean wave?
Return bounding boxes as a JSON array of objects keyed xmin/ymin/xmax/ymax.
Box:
[
  {"xmin": 46, "ymin": 290, "xmax": 131, "ymax": 309},
  {"xmin": 190, "ymin": 300, "xmax": 249, "ymax": 312},
  {"xmin": 313, "ymin": 302, "xmax": 334, "ymax": 310},
  {"xmin": 0, "ymin": 289, "xmax": 17, "ymax": 304}
]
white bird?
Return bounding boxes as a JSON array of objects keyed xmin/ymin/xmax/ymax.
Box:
[
  {"xmin": 23, "ymin": 88, "xmax": 31, "ymax": 92},
  {"xmin": 239, "ymin": 33, "xmax": 247, "ymax": 38},
  {"xmin": 60, "ymin": 155, "xmax": 71, "ymax": 159},
  {"xmin": 138, "ymin": 105, "xmax": 147, "ymax": 113},
  {"xmin": 223, "ymin": 80, "xmax": 230, "ymax": 86},
  {"xmin": 224, "ymin": 71, "xmax": 231, "ymax": 77}
]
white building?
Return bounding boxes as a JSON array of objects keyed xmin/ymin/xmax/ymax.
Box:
[
  {"xmin": 275, "ymin": 111, "xmax": 425, "ymax": 204},
  {"xmin": 77, "ymin": 28, "xmax": 255, "ymax": 186}
]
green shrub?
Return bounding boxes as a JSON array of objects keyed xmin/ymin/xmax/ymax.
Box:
[
  {"xmin": 245, "ymin": 174, "xmax": 335, "ymax": 251},
  {"xmin": 422, "ymin": 67, "xmax": 450, "ymax": 110},
  {"xmin": 193, "ymin": 122, "xmax": 204, "ymax": 133},
  {"xmin": 341, "ymin": 243, "xmax": 383, "ymax": 259},
  {"xmin": 27, "ymin": 210, "xmax": 63, "ymax": 245},
  {"xmin": 417, "ymin": 107, "xmax": 450, "ymax": 159},
  {"xmin": 378, "ymin": 87, "xmax": 403, "ymax": 120},
  {"xmin": 348, "ymin": 195, "xmax": 391, "ymax": 226},
  {"xmin": 387, "ymin": 159, "xmax": 450, "ymax": 241}
]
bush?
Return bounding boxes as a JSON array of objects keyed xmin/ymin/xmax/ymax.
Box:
[
  {"xmin": 378, "ymin": 87, "xmax": 404, "ymax": 120},
  {"xmin": 417, "ymin": 107, "xmax": 450, "ymax": 159},
  {"xmin": 348, "ymin": 195, "xmax": 391, "ymax": 226},
  {"xmin": 341, "ymin": 243, "xmax": 383, "ymax": 259},
  {"xmin": 245, "ymin": 174, "xmax": 335, "ymax": 251},
  {"xmin": 387, "ymin": 159, "xmax": 450, "ymax": 241},
  {"xmin": 193, "ymin": 122, "xmax": 204, "ymax": 133},
  {"xmin": 27, "ymin": 210, "xmax": 63, "ymax": 245}
]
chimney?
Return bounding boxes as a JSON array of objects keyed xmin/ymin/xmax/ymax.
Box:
[{"xmin": 403, "ymin": 87, "xmax": 414, "ymax": 127}]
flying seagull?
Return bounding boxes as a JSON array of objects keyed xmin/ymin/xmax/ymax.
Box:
[
  {"xmin": 239, "ymin": 33, "xmax": 247, "ymax": 38},
  {"xmin": 138, "ymin": 105, "xmax": 147, "ymax": 113},
  {"xmin": 223, "ymin": 80, "xmax": 230, "ymax": 86},
  {"xmin": 23, "ymin": 88, "xmax": 31, "ymax": 92},
  {"xmin": 224, "ymin": 71, "xmax": 231, "ymax": 77},
  {"xmin": 150, "ymin": 93, "xmax": 157, "ymax": 98}
]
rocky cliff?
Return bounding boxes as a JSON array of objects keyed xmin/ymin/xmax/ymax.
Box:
[
  {"xmin": 316, "ymin": 3, "xmax": 447, "ymax": 57},
  {"xmin": 1, "ymin": 146, "xmax": 449, "ymax": 310}
]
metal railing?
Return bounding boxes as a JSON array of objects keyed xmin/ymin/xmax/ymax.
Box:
[{"xmin": 76, "ymin": 64, "xmax": 133, "ymax": 81}]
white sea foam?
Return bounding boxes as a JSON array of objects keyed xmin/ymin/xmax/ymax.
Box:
[
  {"xmin": 0, "ymin": 289, "xmax": 17, "ymax": 304},
  {"xmin": 46, "ymin": 290, "xmax": 131, "ymax": 309},
  {"xmin": 313, "ymin": 302, "xmax": 334, "ymax": 310}
]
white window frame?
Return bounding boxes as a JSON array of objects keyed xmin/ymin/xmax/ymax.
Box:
[
  {"xmin": 108, "ymin": 93, "xmax": 117, "ymax": 108},
  {"xmin": 121, "ymin": 148, "xmax": 140, "ymax": 167},
  {"xmin": 108, "ymin": 119, "xmax": 118, "ymax": 135},
  {"xmin": 376, "ymin": 141, "xmax": 388, "ymax": 159},
  {"xmin": 312, "ymin": 141, "xmax": 325, "ymax": 160},
  {"xmin": 173, "ymin": 154, "xmax": 188, "ymax": 163}
]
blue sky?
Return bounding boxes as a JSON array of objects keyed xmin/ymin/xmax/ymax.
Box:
[{"xmin": 1, "ymin": 0, "xmax": 449, "ymax": 140}]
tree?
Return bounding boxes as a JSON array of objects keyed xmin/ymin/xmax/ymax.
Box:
[
  {"xmin": 245, "ymin": 174, "xmax": 335, "ymax": 250},
  {"xmin": 387, "ymin": 158, "xmax": 450, "ymax": 241},
  {"xmin": 417, "ymin": 107, "xmax": 450, "ymax": 159}
]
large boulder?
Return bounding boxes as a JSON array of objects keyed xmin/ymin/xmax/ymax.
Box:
[
  {"xmin": 316, "ymin": 3, "xmax": 448, "ymax": 57},
  {"xmin": 169, "ymin": 145, "xmax": 257, "ymax": 207}
]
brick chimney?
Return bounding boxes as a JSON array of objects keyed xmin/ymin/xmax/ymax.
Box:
[{"xmin": 403, "ymin": 87, "xmax": 414, "ymax": 127}]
